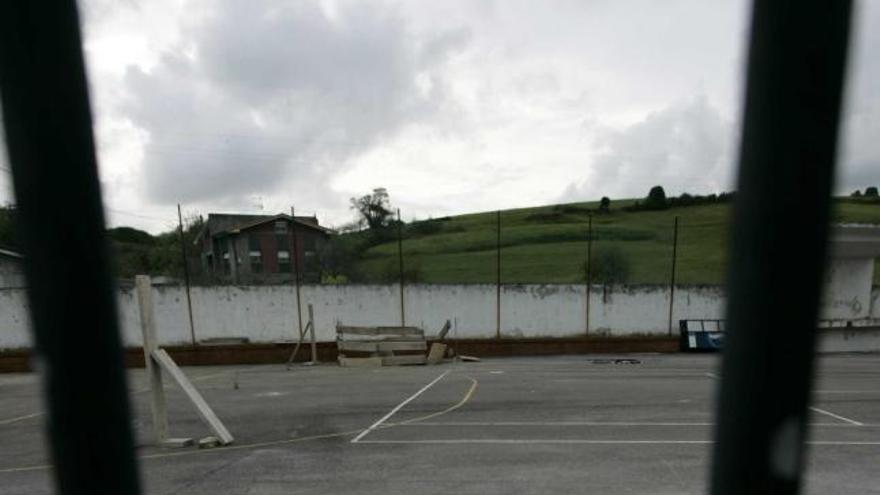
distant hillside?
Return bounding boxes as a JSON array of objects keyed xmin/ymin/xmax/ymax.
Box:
[{"xmin": 351, "ymin": 197, "xmax": 880, "ymax": 285}]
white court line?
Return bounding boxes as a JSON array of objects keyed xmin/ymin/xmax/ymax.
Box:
[
  {"xmin": 356, "ymin": 439, "xmax": 880, "ymax": 446},
  {"xmin": 351, "ymin": 370, "xmax": 450, "ymax": 443},
  {"xmin": 816, "ymin": 390, "xmax": 879, "ymax": 394},
  {"xmin": 703, "ymin": 371, "xmax": 865, "ymax": 426},
  {"xmin": 0, "ymin": 411, "xmax": 44, "ymax": 426},
  {"xmin": 401, "ymin": 421, "xmax": 858, "ymax": 428},
  {"xmin": 809, "ymin": 406, "xmax": 864, "ymax": 426}
]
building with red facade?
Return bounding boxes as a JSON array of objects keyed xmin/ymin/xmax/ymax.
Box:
[{"xmin": 195, "ymin": 213, "xmax": 333, "ymax": 283}]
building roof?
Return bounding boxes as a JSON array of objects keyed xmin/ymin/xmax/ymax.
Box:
[
  {"xmin": 195, "ymin": 213, "xmax": 334, "ymax": 244},
  {"xmin": 229, "ymin": 214, "xmax": 334, "ymax": 235}
]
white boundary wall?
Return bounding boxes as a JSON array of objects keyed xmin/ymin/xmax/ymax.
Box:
[{"xmin": 0, "ymin": 284, "xmax": 727, "ymax": 349}]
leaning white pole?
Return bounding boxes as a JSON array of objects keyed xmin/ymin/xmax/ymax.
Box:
[
  {"xmin": 152, "ymin": 349, "xmax": 234, "ymax": 445},
  {"xmin": 135, "ymin": 275, "xmax": 168, "ymax": 442}
]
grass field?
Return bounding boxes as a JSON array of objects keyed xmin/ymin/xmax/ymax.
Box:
[{"xmin": 355, "ymin": 198, "xmax": 880, "ymax": 284}]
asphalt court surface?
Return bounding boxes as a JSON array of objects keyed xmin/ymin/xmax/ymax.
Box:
[{"xmin": 2, "ymin": 353, "xmax": 879, "ymax": 494}]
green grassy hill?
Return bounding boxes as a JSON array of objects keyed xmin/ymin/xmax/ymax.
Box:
[{"xmin": 353, "ymin": 198, "xmax": 880, "ymax": 285}]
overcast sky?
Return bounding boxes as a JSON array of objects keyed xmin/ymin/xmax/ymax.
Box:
[{"xmin": 1, "ymin": 0, "xmax": 879, "ymax": 233}]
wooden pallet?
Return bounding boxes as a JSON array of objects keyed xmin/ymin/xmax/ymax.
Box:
[{"xmin": 336, "ymin": 325, "xmax": 428, "ymax": 367}]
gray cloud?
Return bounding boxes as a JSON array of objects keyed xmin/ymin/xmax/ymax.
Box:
[
  {"xmin": 837, "ymin": 0, "xmax": 880, "ymax": 193},
  {"xmin": 560, "ymin": 96, "xmax": 735, "ymax": 203},
  {"xmin": 121, "ymin": 0, "xmax": 467, "ymax": 206},
  {"xmin": 72, "ymin": 0, "xmax": 880, "ymax": 232}
]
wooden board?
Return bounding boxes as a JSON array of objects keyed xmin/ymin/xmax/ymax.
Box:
[
  {"xmin": 426, "ymin": 343, "xmax": 448, "ymax": 364},
  {"xmin": 337, "ymin": 341, "xmax": 379, "ymax": 353},
  {"xmin": 338, "ymin": 356, "xmax": 383, "ymax": 367},
  {"xmin": 336, "ymin": 325, "xmax": 424, "ymax": 337},
  {"xmin": 339, "ymin": 340, "xmax": 427, "ymax": 353},
  {"xmin": 152, "ymin": 349, "xmax": 234, "ymax": 445},
  {"xmin": 336, "ymin": 334, "xmax": 425, "ymax": 342},
  {"xmin": 436, "ymin": 320, "xmax": 452, "ymax": 341},
  {"xmin": 378, "ymin": 341, "xmax": 427, "ymax": 352},
  {"xmin": 382, "ymin": 355, "xmax": 427, "ymax": 366},
  {"xmin": 135, "ymin": 275, "xmax": 168, "ymax": 442}
]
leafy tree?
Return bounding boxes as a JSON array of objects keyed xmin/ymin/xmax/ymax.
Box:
[
  {"xmin": 866, "ymin": 187, "xmax": 879, "ymax": 197},
  {"xmin": 587, "ymin": 246, "xmax": 630, "ymax": 285},
  {"xmin": 644, "ymin": 185, "xmax": 668, "ymax": 210},
  {"xmin": 317, "ymin": 236, "xmax": 362, "ymax": 281},
  {"xmin": 350, "ymin": 188, "xmax": 393, "ymax": 229},
  {"xmin": 107, "ymin": 226, "xmax": 154, "ymax": 245},
  {"xmin": 598, "ymin": 197, "xmax": 611, "ymax": 214},
  {"xmin": 851, "ymin": 189, "xmax": 863, "ymax": 198}
]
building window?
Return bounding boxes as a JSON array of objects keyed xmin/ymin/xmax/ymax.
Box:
[
  {"xmin": 249, "ymin": 250, "xmax": 262, "ymax": 273},
  {"xmin": 248, "ymin": 235, "xmax": 262, "ymax": 273},
  {"xmin": 222, "ymin": 252, "xmax": 230, "ymax": 275},
  {"xmin": 278, "ymin": 250, "xmax": 291, "ymax": 273},
  {"xmin": 274, "ymin": 220, "xmax": 288, "ymax": 234}
]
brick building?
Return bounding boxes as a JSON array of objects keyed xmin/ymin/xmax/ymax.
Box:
[{"xmin": 195, "ymin": 213, "xmax": 333, "ymax": 283}]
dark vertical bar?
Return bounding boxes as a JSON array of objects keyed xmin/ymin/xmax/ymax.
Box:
[
  {"xmin": 710, "ymin": 1, "xmax": 852, "ymax": 494},
  {"xmin": 496, "ymin": 210, "xmax": 501, "ymax": 339},
  {"xmin": 585, "ymin": 215, "xmax": 592, "ymax": 335},
  {"xmin": 667, "ymin": 216, "xmax": 679, "ymax": 336},
  {"xmin": 0, "ymin": 2, "xmax": 141, "ymax": 495},
  {"xmin": 291, "ymin": 207, "xmax": 303, "ymax": 337},
  {"xmin": 177, "ymin": 204, "xmax": 196, "ymax": 346},
  {"xmin": 397, "ymin": 208, "xmax": 405, "ymax": 326}
]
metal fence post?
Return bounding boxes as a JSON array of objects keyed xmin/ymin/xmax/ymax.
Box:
[
  {"xmin": 291, "ymin": 206, "xmax": 303, "ymax": 339},
  {"xmin": 496, "ymin": 210, "xmax": 501, "ymax": 339},
  {"xmin": 586, "ymin": 215, "xmax": 593, "ymax": 335},
  {"xmin": 668, "ymin": 216, "xmax": 679, "ymax": 336},
  {"xmin": 178, "ymin": 204, "xmax": 196, "ymax": 346},
  {"xmin": 397, "ymin": 208, "xmax": 405, "ymax": 326}
]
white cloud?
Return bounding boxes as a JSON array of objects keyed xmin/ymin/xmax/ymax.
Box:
[{"xmin": 11, "ymin": 0, "xmax": 870, "ymax": 232}]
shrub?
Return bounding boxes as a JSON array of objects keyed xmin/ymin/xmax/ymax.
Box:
[
  {"xmin": 406, "ymin": 219, "xmax": 444, "ymax": 237},
  {"xmin": 644, "ymin": 186, "xmax": 668, "ymax": 210},
  {"xmin": 379, "ymin": 260, "xmax": 422, "ymax": 283},
  {"xmin": 587, "ymin": 246, "xmax": 630, "ymax": 285},
  {"xmin": 524, "ymin": 212, "xmax": 567, "ymax": 223}
]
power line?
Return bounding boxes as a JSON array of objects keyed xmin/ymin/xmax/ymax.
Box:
[{"xmin": 104, "ymin": 208, "xmax": 171, "ymax": 224}]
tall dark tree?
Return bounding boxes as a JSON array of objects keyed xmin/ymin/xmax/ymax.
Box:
[
  {"xmin": 865, "ymin": 186, "xmax": 879, "ymax": 197},
  {"xmin": 598, "ymin": 196, "xmax": 611, "ymax": 214},
  {"xmin": 645, "ymin": 185, "xmax": 668, "ymax": 210},
  {"xmin": 350, "ymin": 187, "xmax": 393, "ymax": 229}
]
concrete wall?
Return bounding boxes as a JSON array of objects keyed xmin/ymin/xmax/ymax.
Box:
[
  {"xmin": 0, "ymin": 283, "xmax": 726, "ymax": 349},
  {"xmin": 5, "ymin": 282, "xmax": 880, "ymax": 351},
  {"xmin": 821, "ymin": 258, "xmax": 875, "ymax": 320}
]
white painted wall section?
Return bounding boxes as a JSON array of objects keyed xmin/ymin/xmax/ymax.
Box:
[{"xmin": 0, "ymin": 283, "xmax": 875, "ymax": 350}]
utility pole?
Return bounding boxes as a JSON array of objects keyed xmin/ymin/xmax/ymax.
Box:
[
  {"xmin": 397, "ymin": 208, "xmax": 405, "ymax": 326},
  {"xmin": 496, "ymin": 210, "xmax": 501, "ymax": 339},
  {"xmin": 586, "ymin": 215, "xmax": 592, "ymax": 336},
  {"xmin": 668, "ymin": 216, "xmax": 679, "ymax": 336},
  {"xmin": 291, "ymin": 206, "xmax": 303, "ymax": 338},
  {"xmin": 177, "ymin": 204, "xmax": 196, "ymax": 346}
]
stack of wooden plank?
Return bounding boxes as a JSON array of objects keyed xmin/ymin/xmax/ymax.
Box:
[{"xmin": 336, "ymin": 325, "xmax": 428, "ymax": 367}]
